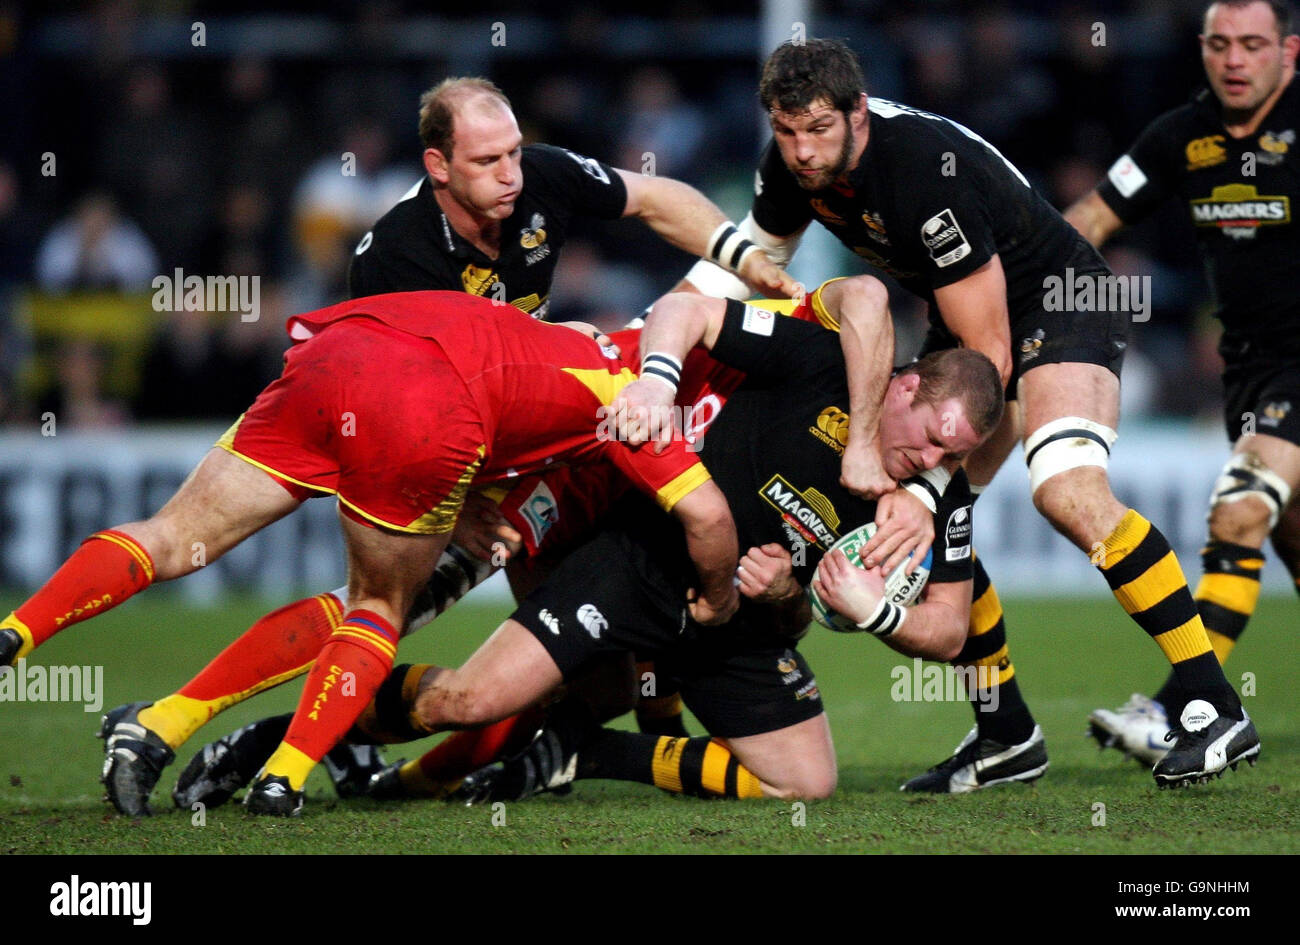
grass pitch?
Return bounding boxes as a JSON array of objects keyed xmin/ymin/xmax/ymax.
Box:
[{"xmin": 2, "ymin": 591, "xmax": 1297, "ymax": 855}]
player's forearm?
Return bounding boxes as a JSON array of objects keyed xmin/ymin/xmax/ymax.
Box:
[
  {"xmin": 626, "ymin": 175, "xmax": 730, "ymax": 257},
  {"xmin": 837, "ymin": 291, "xmax": 893, "ymax": 446},
  {"xmin": 879, "ymin": 597, "xmax": 966, "ymax": 661},
  {"xmin": 1062, "ymin": 190, "xmax": 1124, "ymax": 249},
  {"xmin": 639, "ymin": 293, "xmax": 724, "ymax": 361},
  {"xmin": 933, "ymin": 258, "xmax": 1013, "ymax": 386},
  {"xmin": 673, "ymin": 482, "xmax": 740, "ymax": 607}
]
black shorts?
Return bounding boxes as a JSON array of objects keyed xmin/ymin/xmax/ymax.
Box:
[
  {"xmin": 920, "ymin": 284, "xmax": 1129, "ymax": 400},
  {"xmin": 1220, "ymin": 344, "xmax": 1300, "ymax": 448},
  {"xmin": 513, "ymin": 527, "xmax": 825, "ymax": 739}
]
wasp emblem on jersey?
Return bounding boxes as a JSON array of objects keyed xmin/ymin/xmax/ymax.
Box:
[
  {"xmin": 1258, "ymin": 129, "xmax": 1293, "ymax": 166},
  {"xmin": 861, "ymin": 209, "xmax": 891, "ymax": 244},
  {"xmin": 1262, "ymin": 401, "xmax": 1292, "ymax": 427},
  {"xmin": 1020, "ymin": 328, "xmax": 1046, "ymax": 362},
  {"xmin": 1185, "ymin": 135, "xmax": 1227, "ymax": 170},
  {"xmin": 520, "ymin": 212, "xmax": 548, "ymax": 249}
]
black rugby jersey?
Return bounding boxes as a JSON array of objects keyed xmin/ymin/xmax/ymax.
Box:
[
  {"xmin": 1097, "ymin": 81, "xmax": 1300, "ymax": 349},
  {"xmin": 347, "ymin": 143, "xmax": 627, "ymax": 318},
  {"xmin": 693, "ymin": 303, "xmax": 973, "ymax": 590},
  {"xmin": 752, "ymin": 98, "xmax": 1107, "ymax": 330}
]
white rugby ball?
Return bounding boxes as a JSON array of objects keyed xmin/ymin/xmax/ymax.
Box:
[{"xmin": 809, "ymin": 522, "xmax": 932, "ymax": 632}]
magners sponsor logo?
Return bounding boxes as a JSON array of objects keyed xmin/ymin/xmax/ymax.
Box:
[
  {"xmin": 1191, "ymin": 183, "xmax": 1289, "ymax": 240},
  {"xmin": 761, "ymin": 475, "xmax": 842, "ymax": 549}
]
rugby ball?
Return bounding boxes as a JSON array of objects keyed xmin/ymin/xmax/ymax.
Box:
[{"xmin": 809, "ymin": 522, "xmax": 932, "ymax": 632}]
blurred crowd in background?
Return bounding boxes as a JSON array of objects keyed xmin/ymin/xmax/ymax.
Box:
[{"xmin": 0, "ymin": 1, "xmax": 1228, "ymax": 429}]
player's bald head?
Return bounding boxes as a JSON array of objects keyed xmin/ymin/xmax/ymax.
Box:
[{"xmin": 419, "ymin": 77, "xmax": 514, "ymax": 158}]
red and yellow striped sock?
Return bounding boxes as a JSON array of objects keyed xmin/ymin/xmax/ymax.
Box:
[
  {"xmin": 138, "ymin": 593, "xmax": 344, "ymax": 749},
  {"xmin": 266, "ymin": 609, "xmax": 399, "ymax": 790},
  {"xmin": 395, "ymin": 705, "xmax": 547, "ymax": 797},
  {"xmin": 2, "ymin": 529, "xmax": 154, "ymax": 659}
]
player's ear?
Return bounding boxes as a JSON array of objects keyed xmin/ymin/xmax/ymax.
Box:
[
  {"xmin": 851, "ymin": 93, "xmax": 869, "ymax": 126},
  {"xmin": 896, "ymin": 371, "xmax": 921, "ymax": 398},
  {"xmin": 424, "ymin": 148, "xmax": 450, "ymax": 185},
  {"xmin": 1284, "ymin": 33, "xmax": 1300, "ymax": 65}
]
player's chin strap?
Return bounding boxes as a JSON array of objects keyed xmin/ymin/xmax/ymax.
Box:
[
  {"xmin": 1209, "ymin": 453, "xmax": 1293, "ymax": 529},
  {"xmin": 901, "ymin": 466, "xmax": 952, "ymax": 514},
  {"xmin": 1023, "ymin": 416, "xmax": 1118, "ymax": 494}
]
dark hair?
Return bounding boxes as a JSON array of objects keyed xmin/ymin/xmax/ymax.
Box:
[
  {"xmin": 898, "ymin": 348, "xmax": 1005, "ymax": 438},
  {"xmin": 759, "ymin": 38, "xmax": 866, "ymax": 116},
  {"xmin": 1205, "ymin": 0, "xmax": 1295, "ymax": 38},
  {"xmin": 418, "ymin": 77, "xmax": 513, "ymax": 157}
]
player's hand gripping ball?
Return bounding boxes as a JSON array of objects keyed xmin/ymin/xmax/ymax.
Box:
[{"xmin": 808, "ymin": 522, "xmax": 932, "ymax": 632}]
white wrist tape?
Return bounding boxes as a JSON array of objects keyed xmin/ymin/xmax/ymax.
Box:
[
  {"xmin": 856, "ymin": 597, "xmax": 908, "ymax": 637},
  {"xmin": 707, "ymin": 221, "xmax": 760, "ymax": 273},
  {"xmin": 641, "ymin": 351, "xmax": 683, "ymax": 395},
  {"xmin": 901, "ymin": 466, "xmax": 952, "ymax": 514}
]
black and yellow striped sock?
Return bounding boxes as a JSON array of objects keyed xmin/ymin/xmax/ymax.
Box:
[
  {"xmin": 1097, "ymin": 510, "xmax": 1239, "ymax": 716},
  {"xmin": 576, "ymin": 730, "xmax": 763, "ymax": 798},
  {"xmin": 348, "ymin": 663, "xmax": 435, "ymax": 744},
  {"xmin": 1194, "ymin": 540, "xmax": 1263, "ymax": 661},
  {"xmin": 957, "ymin": 554, "xmax": 1033, "ymax": 745},
  {"xmin": 1153, "ymin": 540, "xmax": 1263, "ymax": 713}
]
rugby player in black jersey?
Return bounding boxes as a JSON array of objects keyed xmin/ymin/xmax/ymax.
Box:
[
  {"xmin": 672, "ymin": 38, "xmax": 1260, "ymax": 788},
  {"xmin": 349, "ymin": 77, "xmax": 798, "ymax": 316},
  {"xmin": 377, "ymin": 294, "xmax": 1003, "ymax": 800},
  {"xmin": 1066, "ymin": 0, "xmax": 1300, "ymax": 765}
]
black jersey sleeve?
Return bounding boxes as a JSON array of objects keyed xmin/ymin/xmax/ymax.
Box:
[
  {"xmin": 751, "ymin": 142, "xmax": 816, "ymax": 237},
  {"xmin": 524, "ymin": 144, "xmax": 628, "ymax": 220},
  {"xmin": 1095, "ymin": 108, "xmax": 1184, "ymax": 225},
  {"xmin": 892, "ymin": 162, "xmax": 1000, "ymax": 290},
  {"xmin": 926, "ymin": 469, "xmax": 974, "ymax": 584},
  {"xmin": 708, "ymin": 298, "xmax": 842, "ymax": 385}
]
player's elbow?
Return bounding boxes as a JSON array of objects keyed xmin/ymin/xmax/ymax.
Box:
[{"xmin": 831, "ymin": 274, "xmax": 891, "ymax": 325}]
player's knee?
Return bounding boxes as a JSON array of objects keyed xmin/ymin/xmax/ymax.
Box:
[
  {"xmin": 117, "ymin": 521, "xmax": 190, "ymax": 581},
  {"xmin": 1025, "ymin": 417, "xmax": 1119, "ymax": 543},
  {"xmin": 1030, "ymin": 467, "xmax": 1114, "ymax": 546},
  {"xmin": 1207, "ymin": 452, "xmax": 1292, "ymax": 545},
  {"xmin": 778, "ymin": 766, "xmax": 837, "ymax": 801},
  {"xmin": 1208, "ymin": 495, "xmax": 1273, "ymax": 545}
]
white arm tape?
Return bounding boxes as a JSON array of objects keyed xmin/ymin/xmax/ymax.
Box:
[
  {"xmin": 901, "ymin": 466, "xmax": 953, "ymax": 514},
  {"xmin": 1023, "ymin": 416, "xmax": 1118, "ymax": 494},
  {"xmin": 856, "ymin": 596, "xmax": 907, "ymax": 637},
  {"xmin": 683, "ymin": 213, "xmax": 804, "ymax": 299}
]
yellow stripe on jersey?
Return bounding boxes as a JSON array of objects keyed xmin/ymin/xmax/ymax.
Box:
[
  {"xmin": 561, "ymin": 366, "xmax": 639, "ymax": 406},
  {"xmin": 655, "ymin": 464, "xmax": 712, "ymax": 512}
]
